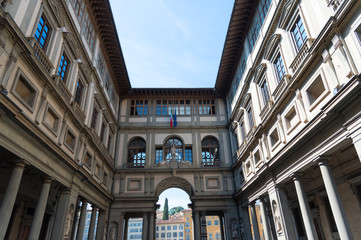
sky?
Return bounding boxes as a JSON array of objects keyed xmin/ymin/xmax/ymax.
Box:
[
  {"xmin": 157, "ymin": 188, "xmax": 191, "ymax": 210},
  {"xmin": 109, "ymin": 0, "xmax": 234, "ymax": 88}
]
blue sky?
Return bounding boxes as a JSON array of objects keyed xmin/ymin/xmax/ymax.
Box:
[
  {"xmin": 157, "ymin": 188, "xmax": 191, "ymax": 210},
  {"xmin": 109, "ymin": 0, "xmax": 234, "ymax": 88}
]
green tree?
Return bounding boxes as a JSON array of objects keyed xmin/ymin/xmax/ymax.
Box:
[
  {"xmin": 162, "ymin": 198, "xmax": 169, "ymax": 220},
  {"xmin": 169, "ymin": 206, "xmax": 184, "ymax": 215}
]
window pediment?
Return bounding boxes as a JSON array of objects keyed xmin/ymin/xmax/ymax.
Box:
[
  {"xmin": 240, "ymin": 93, "xmax": 251, "ymax": 109},
  {"xmin": 279, "ymin": 0, "xmax": 300, "ymax": 29},
  {"xmin": 253, "ymin": 63, "xmax": 267, "ymax": 84},
  {"xmin": 264, "ymin": 34, "xmax": 281, "ymax": 60}
]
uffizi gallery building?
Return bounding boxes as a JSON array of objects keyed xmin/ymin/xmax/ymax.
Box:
[{"xmin": 0, "ymin": 0, "xmax": 361, "ymax": 239}]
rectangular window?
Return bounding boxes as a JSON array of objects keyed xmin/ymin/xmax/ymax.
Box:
[
  {"xmin": 100, "ymin": 122, "xmax": 106, "ymax": 142},
  {"xmin": 247, "ymin": 106, "xmax": 255, "ymax": 129},
  {"xmin": 91, "ymin": 108, "xmax": 98, "ymax": 129},
  {"xmin": 130, "ymin": 100, "xmax": 149, "ymax": 116},
  {"xmin": 156, "ymin": 148, "xmax": 163, "ymax": 164},
  {"xmin": 43, "ymin": 105, "xmax": 60, "ymax": 133},
  {"xmin": 274, "ymin": 53, "xmax": 286, "ymax": 82},
  {"xmin": 184, "ymin": 147, "xmax": 192, "ymax": 163},
  {"xmin": 71, "ymin": 0, "xmax": 85, "ymax": 24},
  {"xmin": 57, "ymin": 53, "xmax": 69, "ymax": 82},
  {"xmin": 291, "ymin": 16, "xmax": 308, "ymax": 51},
  {"xmin": 83, "ymin": 151, "xmax": 92, "ymax": 168},
  {"xmin": 65, "ymin": 129, "xmax": 76, "ymax": 150},
  {"xmin": 102, "ymin": 172, "xmax": 108, "ymax": 186},
  {"xmin": 260, "ymin": 80, "xmax": 270, "ymax": 105},
  {"xmin": 240, "ymin": 121, "xmax": 246, "ymax": 140},
  {"xmin": 198, "ymin": 99, "xmax": 216, "ymax": 115},
  {"xmin": 14, "ymin": 76, "xmax": 37, "ymax": 109},
  {"xmin": 34, "ymin": 16, "xmax": 50, "ymax": 49},
  {"xmin": 82, "ymin": 11, "xmax": 95, "ymax": 51},
  {"xmin": 74, "ymin": 80, "xmax": 84, "ymax": 105}
]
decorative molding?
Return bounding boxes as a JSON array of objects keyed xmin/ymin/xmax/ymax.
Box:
[
  {"xmin": 264, "ymin": 34, "xmax": 281, "ymax": 60},
  {"xmin": 279, "ymin": 0, "xmax": 300, "ymax": 29}
]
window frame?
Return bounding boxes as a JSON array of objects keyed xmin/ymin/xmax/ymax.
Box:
[
  {"xmin": 34, "ymin": 15, "xmax": 52, "ymax": 50},
  {"xmin": 11, "ymin": 70, "xmax": 39, "ymax": 112},
  {"xmin": 57, "ymin": 52, "xmax": 70, "ymax": 82},
  {"xmin": 128, "ymin": 137, "xmax": 146, "ymax": 168}
]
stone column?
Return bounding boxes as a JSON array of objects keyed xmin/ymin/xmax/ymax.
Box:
[
  {"xmin": 249, "ymin": 204, "xmax": 260, "ymax": 240},
  {"xmin": 149, "ymin": 212, "xmax": 155, "ymax": 240},
  {"xmin": 95, "ymin": 209, "xmax": 106, "ymax": 240},
  {"xmin": 200, "ymin": 211, "xmax": 207, "ymax": 240},
  {"xmin": 88, "ymin": 206, "xmax": 98, "ymax": 240},
  {"xmin": 142, "ymin": 213, "xmax": 149, "ymax": 240},
  {"xmin": 0, "ymin": 162, "xmax": 25, "ymax": 239},
  {"xmin": 28, "ymin": 178, "xmax": 52, "ymax": 240},
  {"xmin": 293, "ymin": 175, "xmax": 319, "ymax": 240},
  {"xmin": 259, "ymin": 199, "xmax": 272, "ymax": 240},
  {"xmin": 76, "ymin": 200, "xmax": 88, "ymax": 240},
  {"xmin": 318, "ymin": 160, "xmax": 354, "ymax": 239},
  {"xmin": 117, "ymin": 212, "xmax": 125, "ymax": 240},
  {"xmin": 219, "ymin": 215, "xmax": 225, "ymax": 240},
  {"xmin": 50, "ymin": 188, "xmax": 77, "ymax": 239},
  {"xmin": 193, "ymin": 211, "xmax": 201, "ymax": 240},
  {"xmin": 123, "ymin": 217, "xmax": 129, "ymax": 240}
]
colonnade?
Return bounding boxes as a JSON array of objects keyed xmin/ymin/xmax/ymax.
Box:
[
  {"xmin": 244, "ymin": 158, "xmax": 355, "ymax": 240},
  {"xmin": 0, "ymin": 161, "xmax": 108, "ymax": 240}
]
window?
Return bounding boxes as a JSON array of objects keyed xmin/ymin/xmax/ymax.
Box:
[
  {"xmin": 71, "ymin": 0, "xmax": 85, "ymax": 23},
  {"xmin": 43, "ymin": 105, "xmax": 60, "ymax": 133},
  {"xmin": 130, "ymin": 100, "xmax": 149, "ymax": 116},
  {"xmin": 173, "ymin": 225, "xmax": 177, "ymax": 230},
  {"xmin": 248, "ymin": 0, "xmax": 272, "ymax": 50},
  {"xmin": 201, "ymin": 137, "xmax": 219, "ymax": 167},
  {"xmin": 207, "ymin": 220, "xmax": 212, "ymax": 225},
  {"xmin": 83, "ymin": 151, "xmax": 92, "ymax": 168},
  {"xmin": 198, "ymin": 99, "xmax": 216, "ymax": 115},
  {"xmin": 253, "ymin": 149, "xmax": 261, "ymax": 166},
  {"xmin": 91, "ymin": 108, "xmax": 98, "ymax": 129},
  {"xmin": 82, "ymin": 11, "xmax": 95, "ymax": 51},
  {"xmin": 284, "ymin": 106, "xmax": 299, "ymax": 131},
  {"xmin": 161, "ymin": 233, "xmax": 165, "ymax": 238},
  {"xmin": 155, "ymin": 147, "xmax": 163, "ymax": 164},
  {"xmin": 214, "ymin": 219, "xmax": 219, "ymax": 225},
  {"xmin": 57, "ymin": 53, "xmax": 70, "ymax": 82},
  {"xmin": 128, "ymin": 138, "xmax": 146, "ymax": 167},
  {"xmin": 185, "ymin": 221, "xmax": 190, "ymax": 227},
  {"xmin": 13, "ymin": 75, "xmax": 38, "ymax": 110},
  {"xmin": 102, "ymin": 171, "xmax": 108, "ymax": 186},
  {"xmin": 161, "ymin": 226, "xmax": 165, "ymax": 231},
  {"xmin": 291, "ymin": 16, "xmax": 307, "ymax": 51},
  {"xmin": 74, "ymin": 80, "xmax": 84, "ymax": 106},
  {"xmin": 179, "ymin": 232, "xmax": 183, "ymax": 237},
  {"xmin": 247, "ymin": 105, "xmax": 255, "ymax": 129},
  {"xmin": 269, "ymin": 127, "xmax": 280, "ymax": 148},
  {"xmin": 184, "ymin": 147, "xmax": 192, "ymax": 163},
  {"xmin": 260, "ymin": 80, "xmax": 270, "ymax": 105},
  {"xmin": 94, "ymin": 163, "xmax": 101, "ymax": 178},
  {"xmin": 34, "ymin": 15, "xmax": 51, "ymax": 49},
  {"xmin": 209, "ymin": 233, "xmax": 213, "ymax": 239},
  {"xmin": 64, "ymin": 129, "xmax": 76, "ymax": 150},
  {"xmin": 173, "ymin": 232, "xmax": 177, "ymax": 237},
  {"xmin": 274, "ymin": 53, "xmax": 286, "ymax": 82},
  {"xmin": 164, "ymin": 138, "xmax": 183, "ymax": 161},
  {"xmin": 100, "ymin": 122, "xmax": 106, "ymax": 142},
  {"xmin": 305, "ymin": 75, "xmax": 327, "ymax": 107}
]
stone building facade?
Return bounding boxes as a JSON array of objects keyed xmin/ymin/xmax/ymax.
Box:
[{"xmin": 0, "ymin": 0, "xmax": 361, "ymax": 240}]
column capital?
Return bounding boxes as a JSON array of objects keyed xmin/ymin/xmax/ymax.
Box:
[{"xmin": 313, "ymin": 154, "xmax": 332, "ymax": 164}]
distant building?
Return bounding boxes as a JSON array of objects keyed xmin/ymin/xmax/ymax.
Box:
[
  {"xmin": 127, "ymin": 218, "xmax": 143, "ymax": 240},
  {"xmin": 205, "ymin": 216, "xmax": 221, "ymax": 240},
  {"xmin": 182, "ymin": 209, "xmax": 194, "ymax": 240},
  {"xmin": 156, "ymin": 211, "xmax": 185, "ymax": 240}
]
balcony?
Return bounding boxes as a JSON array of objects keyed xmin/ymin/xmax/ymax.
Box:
[
  {"xmin": 27, "ymin": 37, "xmax": 54, "ymax": 73},
  {"xmin": 53, "ymin": 75, "xmax": 72, "ymax": 102},
  {"xmin": 272, "ymin": 75, "xmax": 290, "ymax": 101},
  {"xmin": 328, "ymin": 0, "xmax": 344, "ymax": 11},
  {"xmin": 259, "ymin": 100, "xmax": 273, "ymax": 121},
  {"xmin": 125, "ymin": 162, "xmax": 145, "ymax": 168},
  {"xmin": 202, "ymin": 161, "xmax": 221, "ymax": 168},
  {"xmin": 289, "ymin": 38, "xmax": 314, "ymax": 73}
]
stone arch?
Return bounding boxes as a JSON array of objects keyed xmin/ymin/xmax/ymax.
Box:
[
  {"xmin": 155, "ymin": 176, "xmax": 194, "ymax": 197},
  {"xmin": 163, "ymin": 134, "xmax": 185, "ymax": 145}
]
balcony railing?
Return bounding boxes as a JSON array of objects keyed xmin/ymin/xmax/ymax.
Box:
[
  {"xmin": 202, "ymin": 161, "xmax": 221, "ymax": 168},
  {"xmin": 125, "ymin": 162, "xmax": 145, "ymax": 168},
  {"xmin": 259, "ymin": 100, "xmax": 273, "ymax": 121},
  {"xmin": 289, "ymin": 38, "xmax": 314, "ymax": 73},
  {"xmin": 53, "ymin": 75, "xmax": 72, "ymax": 102},
  {"xmin": 272, "ymin": 75, "xmax": 290, "ymax": 101},
  {"xmin": 27, "ymin": 37, "xmax": 54, "ymax": 73},
  {"xmin": 328, "ymin": 0, "xmax": 344, "ymax": 11}
]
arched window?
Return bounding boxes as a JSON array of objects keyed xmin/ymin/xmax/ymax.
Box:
[
  {"xmin": 202, "ymin": 137, "xmax": 219, "ymax": 167},
  {"xmin": 128, "ymin": 138, "xmax": 146, "ymax": 168},
  {"xmin": 155, "ymin": 137, "xmax": 193, "ymax": 165},
  {"xmin": 164, "ymin": 138, "xmax": 183, "ymax": 161}
]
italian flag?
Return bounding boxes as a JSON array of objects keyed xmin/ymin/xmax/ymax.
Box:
[{"xmin": 170, "ymin": 108, "xmax": 173, "ymax": 127}]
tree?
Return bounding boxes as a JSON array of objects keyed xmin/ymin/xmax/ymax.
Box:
[
  {"xmin": 162, "ymin": 198, "xmax": 169, "ymax": 220},
  {"xmin": 169, "ymin": 206, "xmax": 184, "ymax": 215}
]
